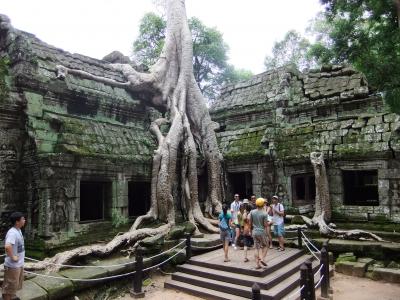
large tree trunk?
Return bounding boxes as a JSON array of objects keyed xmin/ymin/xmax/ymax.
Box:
[
  {"xmin": 306, "ymin": 152, "xmax": 383, "ymax": 241},
  {"xmin": 310, "ymin": 152, "xmax": 331, "ymax": 223},
  {"xmin": 30, "ymin": 0, "xmax": 222, "ymax": 272}
]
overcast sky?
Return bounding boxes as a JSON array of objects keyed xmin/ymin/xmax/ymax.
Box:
[{"xmin": 1, "ymin": 0, "xmax": 322, "ymax": 74}]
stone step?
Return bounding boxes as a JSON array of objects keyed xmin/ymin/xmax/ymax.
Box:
[
  {"xmin": 170, "ymin": 260, "xmax": 320, "ymax": 300},
  {"xmin": 177, "ymin": 253, "xmax": 315, "ymax": 289},
  {"xmin": 188, "ymin": 248, "xmax": 305, "ymax": 277},
  {"xmin": 266, "ymin": 260, "xmax": 321, "ymax": 300},
  {"xmin": 164, "ymin": 279, "xmax": 248, "ymax": 300}
]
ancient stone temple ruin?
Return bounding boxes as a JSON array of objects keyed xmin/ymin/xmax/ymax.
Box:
[
  {"xmin": 211, "ymin": 65, "xmax": 400, "ymax": 222},
  {"xmin": 1, "ymin": 15, "xmax": 400, "ymax": 254}
]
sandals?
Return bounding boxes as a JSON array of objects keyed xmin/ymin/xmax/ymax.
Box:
[
  {"xmin": 260, "ymin": 260, "xmax": 268, "ymax": 267},
  {"xmin": 277, "ymin": 248, "xmax": 285, "ymax": 252},
  {"xmin": 224, "ymin": 258, "xmax": 231, "ymax": 262},
  {"xmin": 244, "ymin": 258, "xmax": 249, "ymax": 262},
  {"xmin": 255, "ymin": 265, "xmax": 262, "ymax": 270}
]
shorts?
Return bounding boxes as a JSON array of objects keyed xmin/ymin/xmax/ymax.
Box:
[
  {"xmin": 274, "ymin": 223, "xmax": 285, "ymax": 237},
  {"xmin": 220, "ymin": 229, "xmax": 231, "ymax": 242},
  {"xmin": 2, "ymin": 266, "xmax": 24, "ymax": 295},
  {"xmin": 243, "ymin": 235, "xmax": 253, "ymax": 247},
  {"xmin": 252, "ymin": 232, "xmax": 269, "ymax": 249}
]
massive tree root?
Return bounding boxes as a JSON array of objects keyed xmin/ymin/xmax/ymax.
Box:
[
  {"xmin": 27, "ymin": 0, "xmax": 222, "ymax": 272},
  {"xmin": 25, "ymin": 224, "xmax": 171, "ymax": 272},
  {"xmin": 303, "ymin": 152, "xmax": 383, "ymax": 242}
]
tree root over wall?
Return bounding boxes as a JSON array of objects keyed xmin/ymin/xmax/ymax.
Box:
[{"xmin": 26, "ymin": 0, "xmax": 222, "ymax": 272}]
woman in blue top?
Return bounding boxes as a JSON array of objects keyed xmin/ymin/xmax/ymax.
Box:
[{"xmin": 219, "ymin": 204, "xmax": 232, "ymax": 262}]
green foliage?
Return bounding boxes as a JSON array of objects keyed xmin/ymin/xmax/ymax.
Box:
[
  {"xmin": 133, "ymin": 13, "xmax": 252, "ymax": 102},
  {"xmin": 111, "ymin": 208, "xmax": 128, "ymax": 228},
  {"xmin": 133, "ymin": 12, "xmax": 166, "ymax": 66},
  {"xmin": 309, "ymin": 0, "xmax": 400, "ymax": 113},
  {"xmin": 264, "ymin": 30, "xmax": 316, "ymax": 71}
]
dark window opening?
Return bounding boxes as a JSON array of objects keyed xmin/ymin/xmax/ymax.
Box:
[
  {"xmin": 80, "ymin": 181, "xmax": 111, "ymax": 221},
  {"xmin": 343, "ymin": 170, "xmax": 379, "ymax": 206},
  {"xmin": 292, "ymin": 173, "xmax": 315, "ymax": 205},
  {"xmin": 128, "ymin": 182, "xmax": 151, "ymax": 217},
  {"xmin": 228, "ymin": 172, "xmax": 253, "ymax": 200}
]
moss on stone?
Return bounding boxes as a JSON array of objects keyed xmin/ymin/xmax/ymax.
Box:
[{"xmin": 0, "ymin": 57, "xmax": 10, "ymax": 102}]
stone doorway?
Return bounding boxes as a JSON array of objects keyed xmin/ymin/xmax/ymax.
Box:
[
  {"xmin": 80, "ymin": 181, "xmax": 111, "ymax": 221},
  {"xmin": 128, "ymin": 181, "xmax": 151, "ymax": 217},
  {"xmin": 228, "ymin": 172, "xmax": 253, "ymax": 200}
]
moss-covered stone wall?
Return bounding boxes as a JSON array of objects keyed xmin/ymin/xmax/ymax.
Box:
[
  {"xmin": 0, "ymin": 15, "xmax": 156, "ymax": 251},
  {"xmin": 210, "ymin": 64, "xmax": 400, "ymax": 222}
]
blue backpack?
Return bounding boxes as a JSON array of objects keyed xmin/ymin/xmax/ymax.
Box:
[{"xmin": 219, "ymin": 214, "xmax": 229, "ymax": 231}]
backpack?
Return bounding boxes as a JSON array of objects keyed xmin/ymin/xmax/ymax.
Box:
[{"xmin": 219, "ymin": 214, "xmax": 229, "ymax": 231}]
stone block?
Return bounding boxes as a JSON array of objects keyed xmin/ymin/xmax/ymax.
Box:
[
  {"xmin": 24, "ymin": 92, "xmax": 44, "ymax": 117},
  {"xmin": 32, "ymin": 273, "xmax": 73, "ymax": 300},
  {"xmin": 335, "ymin": 261, "xmax": 355, "ymax": 275},
  {"xmin": 16, "ymin": 280, "xmax": 48, "ymax": 300},
  {"xmin": 357, "ymin": 257, "xmax": 375, "ymax": 267},
  {"xmin": 370, "ymin": 267, "xmax": 400, "ymax": 283},
  {"xmin": 59, "ymin": 266, "xmax": 109, "ymax": 291},
  {"xmin": 336, "ymin": 252, "xmax": 357, "ymax": 263},
  {"xmin": 166, "ymin": 225, "xmax": 186, "ymax": 240},
  {"xmin": 352, "ymin": 262, "xmax": 367, "ymax": 277},
  {"xmin": 367, "ymin": 116, "xmax": 383, "ymax": 126},
  {"xmin": 352, "ymin": 119, "xmax": 366, "ymax": 129}
]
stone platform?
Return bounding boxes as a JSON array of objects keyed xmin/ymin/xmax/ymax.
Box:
[{"xmin": 165, "ymin": 246, "xmax": 321, "ymax": 299}]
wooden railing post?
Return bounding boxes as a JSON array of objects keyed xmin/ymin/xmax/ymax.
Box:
[
  {"xmin": 252, "ymin": 282, "xmax": 261, "ymax": 300},
  {"xmin": 300, "ymin": 263, "xmax": 309, "ymax": 300},
  {"xmin": 297, "ymin": 227, "xmax": 303, "ymax": 249},
  {"xmin": 305, "ymin": 259, "xmax": 316, "ymax": 300},
  {"xmin": 320, "ymin": 244, "xmax": 329, "ymax": 298},
  {"xmin": 131, "ymin": 246, "xmax": 145, "ymax": 298},
  {"xmin": 185, "ymin": 233, "xmax": 192, "ymax": 260}
]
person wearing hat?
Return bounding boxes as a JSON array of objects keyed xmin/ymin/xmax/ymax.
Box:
[
  {"xmin": 249, "ymin": 198, "xmax": 270, "ymax": 269},
  {"xmin": 271, "ymin": 195, "xmax": 285, "ymax": 251}
]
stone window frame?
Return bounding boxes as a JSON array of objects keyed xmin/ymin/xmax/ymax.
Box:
[
  {"xmin": 291, "ymin": 173, "xmax": 316, "ymax": 205},
  {"xmin": 335, "ymin": 160, "xmax": 388, "ymax": 208}
]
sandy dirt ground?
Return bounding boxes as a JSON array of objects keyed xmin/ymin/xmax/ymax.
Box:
[
  {"xmin": 331, "ymin": 272, "xmax": 400, "ymax": 300},
  {"xmin": 118, "ymin": 271, "xmax": 400, "ymax": 300}
]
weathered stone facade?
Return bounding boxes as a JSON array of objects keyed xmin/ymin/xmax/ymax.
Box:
[
  {"xmin": 0, "ymin": 15, "xmax": 156, "ymax": 253},
  {"xmin": 211, "ymin": 64, "xmax": 400, "ymax": 222}
]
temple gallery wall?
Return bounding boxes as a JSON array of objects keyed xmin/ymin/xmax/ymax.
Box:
[{"xmin": 1, "ymin": 15, "xmax": 399, "ymax": 253}]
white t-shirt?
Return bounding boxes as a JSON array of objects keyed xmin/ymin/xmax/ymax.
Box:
[
  {"xmin": 272, "ymin": 203, "xmax": 284, "ymax": 225},
  {"xmin": 230, "ymin": 200, "xmax": 241, "ymax": 224},
  {"xmin": 4, "ymin": 227, "xmax": 25, "ymax": 268}
]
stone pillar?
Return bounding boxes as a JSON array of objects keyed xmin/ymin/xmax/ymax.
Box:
[{"xmin": 112, "ymin": 174, "xmax": 128, "ymax": 217}]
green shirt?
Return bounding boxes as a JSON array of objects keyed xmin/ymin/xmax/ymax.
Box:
[{"xmin": 250, "ymin": 209, "xmax": 268, "ymax": 235}]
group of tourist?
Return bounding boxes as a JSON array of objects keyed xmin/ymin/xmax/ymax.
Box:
[{"xmin": 219, "ymin": 194, "xmax": 285, "ymax": 269}]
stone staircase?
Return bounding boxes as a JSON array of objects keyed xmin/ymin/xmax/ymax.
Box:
[{"xmin": 165, "ymin": 247, "xmax": 321, "ymax": 299}]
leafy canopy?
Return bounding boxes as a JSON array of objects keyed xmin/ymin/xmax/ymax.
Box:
[
  {"xmin": 133, "ymin": 13, "xmax": 252, "ymax": 101},
  {"xmin": 264, "ymin": 30, "xmax": 315, "ymax": 71},
  {"xmin": 263, "ymin": 0, "xmax": 400, "ymax": 113}
]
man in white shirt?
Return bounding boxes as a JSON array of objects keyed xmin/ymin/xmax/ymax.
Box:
[
  {"xmin": 2, "ymin": 212, "xmax": 26, "ymax": 300},
  {"xmin": 230, "ymin": 194, "xmax": 241, "ymax": 249},
  {"xmin": 271, "ymin": 195, "xmax": 285, "ymax": 251}
]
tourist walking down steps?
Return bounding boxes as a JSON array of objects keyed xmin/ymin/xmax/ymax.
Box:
[
  {"xmin": 219, "ymin": 204, "xmax": 232, "ymax": 262},
  {"xmin": 2, "ymin": 212, "xmax": 26, "ymax": 300},
  {"xmin": 249, "ymin": 198, "xmax": 270, "ymax": 269}
]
